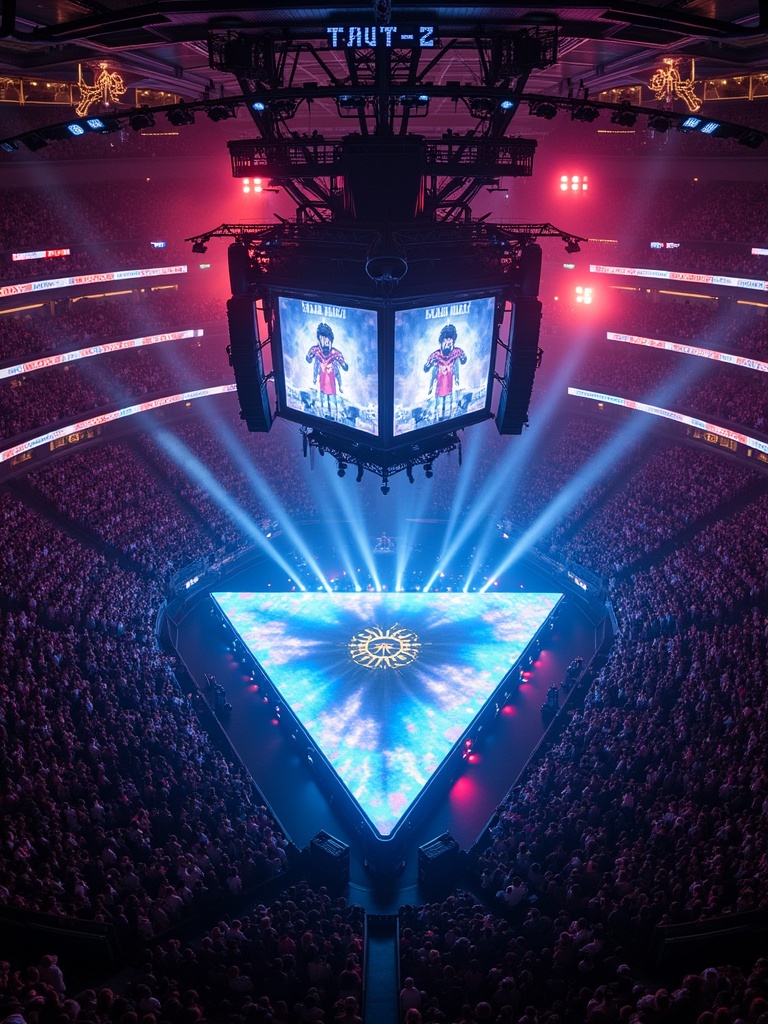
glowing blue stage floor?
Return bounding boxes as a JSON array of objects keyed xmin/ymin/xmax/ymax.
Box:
[{"xmin": 213, "ymin": 591, "xmax": 561, "ymax": 838}]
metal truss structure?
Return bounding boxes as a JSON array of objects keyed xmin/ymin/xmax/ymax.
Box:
[
  {"xmin": 301, "ymin": 426, "xmax": 462, "ymax": 492},
  {"xmin": 186, "ymin": 221, "xmax": 587, "ymax": 268}
]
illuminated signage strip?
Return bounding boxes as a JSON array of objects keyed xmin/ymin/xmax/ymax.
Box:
[
  {"xmin": 0, "ymin": 265, "xmax": 188, "ymax": 300},
  {"xmin": 567, "ymin": 386, "xmax": 768, "ymax": 455},
  {"xmin": 606, "ymin": 331, "xmax": 768, "ymax": 373},
  {"xmin": 0, "ymin": 383, "xmax": 237, "ymax": 463},
  {"xmin": 589, "ymin": 264, "xmax": 768, "ymax": 292},
  {"xmin": 326, "ymin": 24, "xmax": 438, "ymax": 48},
  {"xmin": 12, "ymin": 248, "xmax": 71, "ymax": 262},
  {"xmin": 0, "ymin": 329, "xmax": 205, "ymax": 381},
  {"xmin": 752, "ymin": 248, "xmax": 768, "ymax": 256}
]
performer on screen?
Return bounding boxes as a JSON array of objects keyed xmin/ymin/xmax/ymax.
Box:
[
  {"xmin": 424, "ymin": 323, "xmax": 467, "ymax": 420},
  {"xmin": 306, "ymin": 322, "xmax": 348, "ymax": 418}
]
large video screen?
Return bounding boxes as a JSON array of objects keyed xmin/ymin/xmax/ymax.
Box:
[
  {"xmin": 278, "ymin": 296, "xmax": 379, "ymax": 436},
  {"xmin": 393, "ymin": 295, "xmax": 496, "ymax": 437}
]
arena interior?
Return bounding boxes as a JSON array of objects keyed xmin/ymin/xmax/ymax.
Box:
[{"xmin": 2, "ymin": 3, "xmax": 768, "ymax": 1023}]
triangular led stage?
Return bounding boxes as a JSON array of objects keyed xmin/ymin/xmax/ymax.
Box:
[{"xmin": 213, "ymin": 591, "xmax": 561, "ymax": 837}]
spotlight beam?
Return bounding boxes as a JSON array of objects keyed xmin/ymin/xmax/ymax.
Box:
[
  {"xmin": 393, "ymin": 468, "xmax": 436, "ymax": 591},
  {"xmin": 460, "ymin": 333, "xmax": 590, "ymax": 591},
  {"xmin": 213, "ymin": 419, "xmax": 334, "ymax": 592},
  {"xmin": 149, "ymin": 429, "xmax": 306, "ymax": 588},
  {"xmin": 427, "ymin": 333, "xmax": 588, "ymax": 592},
  {"xmin": 170, "ymin": 402, "xmax": 332, "ymax": 591},
  {"xmin": 321, "ymin": 460, "xmax": 382, "ymax": 590},
  {"xmin": 480, "ymin": 312, "xmax": 727, "ymax": 590}
]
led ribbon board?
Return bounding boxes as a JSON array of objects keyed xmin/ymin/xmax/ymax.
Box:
[
  {"xmin": 0, "ymin": 330, "xmax": 205, "ymax": 381},
  {"xmin": 567, "ymin": 386, "xmax": 768, "ymax": 455},
  {"xmin": 213, "ymin": 590, "xmax": 561, "ymax": 837},
  {"xmin": 589, "ymin": 264, "xmax": 768, "ymax": 292},
  {"xmin": 607, "ymin": 332, "xmax": 768, "ymax": 373},
  {"xmin": 0, "ymin": 383, "xmax": 237, "ymax": 463},
  {"xmin": 0, "ymin": 265, "xmax": 188, "ymax": 299},
  {"xmin": 12, "ymin": 248, "xmax": 71, "ymax": 262}
]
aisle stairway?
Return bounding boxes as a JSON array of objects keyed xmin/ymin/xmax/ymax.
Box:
[{"xmin": 365, "ymin": 914, "xmax": 399, "ymax": 1024}]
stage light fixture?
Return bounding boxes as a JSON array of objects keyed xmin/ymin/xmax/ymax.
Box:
[
  {"xmin": 270, "ymin": 99, "xmax": 297, "ymax": 117},
  {"xmin": 40, "ymin": 124, "xmax": 72, "ymax": 142},
  {"xmin": 65, "ymin": 118, "xmax": 103, "ymax": 135},
  {"xmin": 469, "ymin": 97, "xmax": 497, "ymax": 118},
  {"xmin": 571, "ymin": 103, "xmax": 599, "ymax": 123},
  {"xmin": 207, "ymin": 104, "xmax": 232, "ymax": 122},
  {"xmin": 1, "ymin": 140, "xmax": 19, "ymax": 152},
  {"xmin": 356, "ymin": 464, "xmax": 364, "ymax": 483},
  {"xmin": 500, "ymin": 99, "xmax": 516, "ymax": 110},
  {"xmin": 252, "ymin": 100, "xmax": 266, "ymax": 111},
  {"xmin": 166, "ymin": 106, "xmax": 196, "ymax": 126},
  {"xmin": 530, "ymin": 100, "xmax": 557, "ymax": 119},
  {"xmin": 87, "ymin": 115, "xmax": 121, "ymax": 132},
  {"xmin": 424, "ymin": 463, "xmax": 434, "ymax": 478},
  {"xmin": 128, "ymin": 110, "xmax": 155, "ymax": 131},
  {"xmin": 739, "ymin": 130, "xmax": 764, "ymax": 149},
  {"xmin": 648, "ymin": 113, "xmax": 672, "ymax": 133},
  {"xmin": 192, "ymin": 238, "xmax": 209, "ymax": 254},
  {"xmin": 337, "ymin": 460, "xmax": 347, "ymax": 478},
  {"xmin": 681, "ymin": 116, "xmax": 702, "ymax": 130},
  {"xmin": 610, "ymin": 103, "xmax": 637, "ymax": 127},
  {"xmin": 338, "ymin": 94, "xmax": 368, "ymax": 110},
  {"xmin": 564, "ymin": 237, "xmax": 581, "ymax": 254},
  {"xmin": 406, "ymin": 465, "xmax": 414, "ymax": 484},
  {"xmin": 21, "ymin": 133, "xmax": 48, "ymax": 151}
]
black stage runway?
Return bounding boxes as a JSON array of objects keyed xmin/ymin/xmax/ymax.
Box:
[{"xmin": 167, "ymin": 525, "xmax": 601, "ymax": 912}]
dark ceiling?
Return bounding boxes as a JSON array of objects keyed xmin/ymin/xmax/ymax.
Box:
[{"xmin": 1, "ymin": 1, "xmax": 767, "ymax": 107}]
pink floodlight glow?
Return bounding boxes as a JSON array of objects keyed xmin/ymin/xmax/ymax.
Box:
[{"xmin": 561, "ymin": 173, "xmax": 588, "ymax": 192}]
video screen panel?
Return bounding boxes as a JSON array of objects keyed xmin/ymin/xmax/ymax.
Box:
[
  {"xmin": 278, "ymin": 296, "xmax": 379, "ymax": 436},
  {"xmin": 393, "ymin": 294, "xmax": 496, "ymax": 437}
]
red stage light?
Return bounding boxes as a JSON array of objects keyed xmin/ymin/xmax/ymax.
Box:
[{"xmin": 559, "ymin": 173, "xmax": 588, "ymax": 192}]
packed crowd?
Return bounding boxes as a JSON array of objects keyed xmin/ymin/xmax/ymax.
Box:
[
  {"xmin": 0, "ymin": 334, "xmax": 229, "ymax": 440},
  {"xmin": 28, "ymin": 443, "xmax": 224, "ymax": 576},
  {"xmin": 0, "ymin": 881, "xmax": 367, "ymax": 1024},
  {"xmin": 570, "ymin": 331, "xmax": 768, "ymax": 434},
  {"xmin": 396, "ymin": 486, "xmax": 768, "ymax": 1022},
  {"xmin": 1, "ymin": 156, "xmax": 768, "ymax": 1024},
  {"xmin": 0, "ymin": 487, "xmax": 292, "ymax": 939},
  {"xmin": 545, "ymin": 444, "xmax": 757, "ymax": 576},
  {"xmin": 398, "ymin": 898, "xmax": 768, "ymax": 1024},
  {"xmin": 577, "ymin": 179, "xmax": 768, "ymax": 248},
  {"xmin": 0, "ymin": 181, "xmax": 228, "ymax": 251},
  {"xmin": 0, "ymin": 290, "xmax": 224, "ymax": 363},
  {"xmin": 2, "ymin": 399, "xmax": 768, "ymax": 1022}
]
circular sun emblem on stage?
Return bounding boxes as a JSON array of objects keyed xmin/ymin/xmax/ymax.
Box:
[{"xmin": 348, "ymin": 624, "xmax": 421, "ymax": 670}]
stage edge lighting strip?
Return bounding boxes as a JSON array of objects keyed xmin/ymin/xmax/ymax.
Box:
[
  {"xmin": 606, "ymin": 332, "xmax": 768, "ymax": 373},
  {"xmin": 589, "ymin": 264, "xmax": 768, "ymax": 292},
  {"xmin": 0, "ymin": 383, "xmax": 237, "ymax": 462},
  {"xmin": 0, "ymin": 265, "xmax": 188, "ymax": 299},
  {"xmin": 0, "ymin": 330, "xmax": 205, "ymax": 380},
  {"xmin": 567, "ymin": 387, "xmax": 768, "ymax": 455}
]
